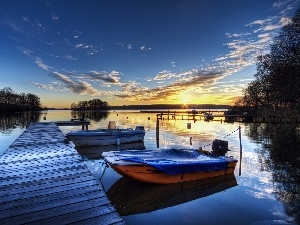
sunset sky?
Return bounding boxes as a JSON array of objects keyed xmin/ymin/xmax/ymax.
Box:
[{"xmin": 1, "ymin": 0, "xmax": 299, "ymax": 108}]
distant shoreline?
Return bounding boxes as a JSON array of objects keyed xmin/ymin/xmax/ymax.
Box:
[{"xmin": 47, "ymin": 104, "xmax": 231, "ymax": 111}]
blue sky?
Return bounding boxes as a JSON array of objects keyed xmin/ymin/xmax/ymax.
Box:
[{"xmin": 1, "ymin": 0, "xmax": 299, "ymax": 108}]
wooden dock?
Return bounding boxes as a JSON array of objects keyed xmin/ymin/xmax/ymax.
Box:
[
  {"xmin": 55, "ymin": 119, "xmax": 91, "ymax": 130},
  {"xmin": 155, "ymin": 111, "xmax": 225, "ymax": 121},
  {"xmin": 153, "ymin": 111, "xmax": 300, "ymax": 123},
  {"xmin": 0, "ymin": 122, "xmax": 124, "ymax": 225}
]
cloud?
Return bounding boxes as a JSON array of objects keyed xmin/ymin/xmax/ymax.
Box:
[
  {"xmin": 246, "ymin": 18, "xmax": 274, "ymax": 27},
  {"xmin": 272, "ymin": 0, "xmax": 287, "ymax": 9},
  {"xmin": 32, "ymin": 70, "xmax": 123, "ymax": 96},
  {"xmin": 112, "ymin": 66, "xmax": 244, "ymax": 103},
  {"xmin": 217, "ymin": 83, "xmax": 248, "ymax": 93},
  {"xmin": 263, "ymin": 24, "xmax": 283, "ymax": 31},
  {"xmin": 52, "ymin": 14, "xmax": 59, "ymax": 21},
  {"xmin": 152, "ymin": 69, "xmax": 209, "ymax": 82},
  {"xmin": 153, "ymin": 70, "xmax": 177, "ymax": 81},
  {"xmin": 18, "ymin": 47, "xmax": 32, "ymax": 56},
  {"xmin": 23, "ymin": 0, "xmax": 299, "ymax": 104},
  {"xmin": 22, "ymin": 16, "xmax": 29, "ymax": 22},
  {"xmin": 140, "ymin": 45, "xmax": 151, "ymax": 51},
  {"xmin": 19, "ymin": 47, "xmax": 53, "ymax": 71},
  {"xmin": 75, "ymin": 43, "xmax": 85, "ymax": 48},
  {"xmin": 115, "ymin": 42, "xmax": 139, "ymax": 51},
  {"xmin": 48, "ymin": 72, "xmax": 102, "ymax": 95},
  {"xmin": 217, "ymin": 7, "xmax": 292, "ymax": 80},
  {"xmin": 272, "ymin": 0, "xmax": 300, "ymax": 13},
  {"xmin": 257, "ymin": 33, "xmax": 273, "ymax": 43},
  {"xmin": 3, "ymin": 20, "xmax": 25, "ymax": 34},
  {"xmin": 279, "ymin": 17, "xmax": 292, "ymax": 25},
  {"xmin": 34, "ymin": 20, "xmax": 46, "ymax": 31},
  {"xmin": 225, "ymin": 32, "xmax": 252, "ymax": 38},
  {"xmin": 72, "ymin": 70, "xmax": 121, "ymax": 84},
  {"xmin": 131, "ymin": 1, "xmax": 297, "ymax": 103},
  {"xmin": 116, "ymin": 42, "xmax": 132, "ymax": 50},
  {"xmin": 30, "ymin": 81, "xmax": 67, "ymax": 91},
  {"xmin": 35, "ymin": 57, "xmax": 52, "ymax": 71},
  {"xmin": 64, "ymin": 54, "xmax": 78, "ymax": 61},
  {"xmin": 74, "ymin": 42, "xmax": 100, "ymax": 55},
  {"xmin": 112, "ymin": 69, "xmax": 225, "ymax": 102}
]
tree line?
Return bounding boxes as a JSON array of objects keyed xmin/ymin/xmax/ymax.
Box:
[
  {"xmin": 0, "ymin": 87, "xmax": 42, "ymax": 112},
  {"xmin": 71, "ymin": 99, "xmax": 110, "ymax": 110},
  {"xmin": 236, "ymin": 7, "xmax": 300, "ymax": 117}
]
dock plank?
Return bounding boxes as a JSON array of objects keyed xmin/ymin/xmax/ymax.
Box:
[{"xmin": 0, "ymin": 122, "xmax": 124, "ymax": 225}]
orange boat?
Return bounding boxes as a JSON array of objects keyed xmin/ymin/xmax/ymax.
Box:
[{"xmin": 102, "ymin": 147, "xmax": 238, "ymax": 184}]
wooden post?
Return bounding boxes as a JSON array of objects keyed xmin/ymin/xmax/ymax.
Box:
[
  {"xmin": 239, "ymin": 126, "xmax": 242, "ymax": 176},
  {"xmin": 156, "ymin": 118, "xmax": 159, "ymax": 148}
]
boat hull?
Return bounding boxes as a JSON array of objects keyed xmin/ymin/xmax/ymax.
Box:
[
  {"xmin": 111, "ymin": 162, "xmax": 237, "ymax": 184},
  {"xmin": 66, "ymin": 129, "xmax": 145, "ymax": 146}
]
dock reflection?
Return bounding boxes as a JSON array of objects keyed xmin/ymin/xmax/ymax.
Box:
[
  {"xmin": 107, "ymin": 174, "xmax": 237, "ymax": 216},
  {"xmin": 75, "ymin": 141, "xmax": 146, "ymax": 159}
]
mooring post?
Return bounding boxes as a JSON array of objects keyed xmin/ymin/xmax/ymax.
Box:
[
  {"xmin": 239, "ymin": 126, "xmax": 242, "ymax": 176},
  {"xmin": 156, "ymin": 118, "xmax": 159, "ymax": 148}
]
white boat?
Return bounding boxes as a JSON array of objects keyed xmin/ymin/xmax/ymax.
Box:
[{"xmin": 66, "ymin": 121, "xmax": 145, "ymax": 146}]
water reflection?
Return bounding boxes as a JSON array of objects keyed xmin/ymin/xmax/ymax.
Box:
[
  {"xmin": 1, "ymin": 110, "xmax": 300, "ymax": 224},
  {"xmin": 70, "ymin": 110, "xmax": 109, "ymax": 122},
  {"xmin": 0, "ymin": 112, "xmax": 34, "ymax": 132},
  {"xmin": 107, "ymin": 174, "xmax": 237, "ymax": 216},
  {"xmin": 75, "ymin": 141, "xmax": 146, "ymax": 159},
  {"xmin": 246, "ymin": 123, "xmax": 300, "ymax": 224}
]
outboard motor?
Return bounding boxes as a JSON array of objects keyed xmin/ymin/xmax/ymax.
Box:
[
  {"xmin": 135, "ymin": 126, "xmax": 145, "ymax": 131},
  {"xmin": 212, "ymin": 139, "xmax": 229, "ymax": 156}
]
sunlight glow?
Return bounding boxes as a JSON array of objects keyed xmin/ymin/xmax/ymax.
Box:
[{"xmin": 181, "ymin": 98, "xmax": 190, "ymax": 105}]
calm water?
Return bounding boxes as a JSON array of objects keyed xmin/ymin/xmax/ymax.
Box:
[{"xmin": 0, "ymin": 110, "xmax": 299, "ymax": 225}]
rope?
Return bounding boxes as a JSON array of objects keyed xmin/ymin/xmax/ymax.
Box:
[
  {"xmin": 99, "ymin": 161, "xmax": 110, "ymax": 191},
  {"xmin": 221, "ymin": 126, "xmax": 241, "ymax": 139},
  {"xmin": 100, "ymin": 161, "xmax": 109, "ymax": 180},
  {"xmin": 81, "ymin": 156, "xmax": 89, "ymax": 161},
  {"xmin": 198, "ymin": 127, "xmax": 241, "ymax": 150}
]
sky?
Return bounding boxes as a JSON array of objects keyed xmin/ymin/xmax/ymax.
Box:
[{"xmin": 1, "ymin": 0, "xmax": 300, "ymax": 108}]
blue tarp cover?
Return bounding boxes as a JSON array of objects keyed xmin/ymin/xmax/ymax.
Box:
[{"xmin": 119, "ymin": 149, "xmax": 229, "ymax": 175}]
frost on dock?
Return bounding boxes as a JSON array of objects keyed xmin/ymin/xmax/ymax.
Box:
[{"xmin": 0, "ymin": 122, "xmax": 124, "ymax": 225}]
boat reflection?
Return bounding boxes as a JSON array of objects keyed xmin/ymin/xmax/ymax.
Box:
[
  {"xmin": 106, "ymin": 174, "xmax": 237, "ymax": 216},
  {"xmin": 75, "ymin": 141, "xmax": 146, "ymax": 159}
]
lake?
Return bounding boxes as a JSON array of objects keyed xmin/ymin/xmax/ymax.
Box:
[{"xmin": 0, "ymin": 109, "xmax": 299, "ymax": 225}]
